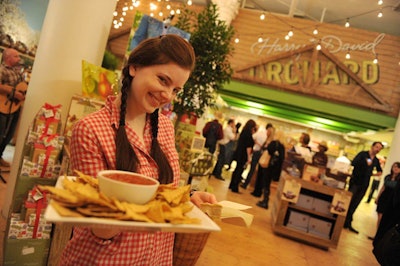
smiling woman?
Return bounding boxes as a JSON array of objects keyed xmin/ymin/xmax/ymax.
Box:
[{"xmin": 61, "ymin": 34, "xmax": 218, "ymax": 266}]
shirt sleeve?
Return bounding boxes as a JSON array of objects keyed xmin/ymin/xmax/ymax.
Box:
[
  {"xmin": 70, "ymin": 118, "xmax": 107, "ymax": 177},
  {"xmin": 375, "ymin": 158, "xmax": 383, "ymax": 173}
]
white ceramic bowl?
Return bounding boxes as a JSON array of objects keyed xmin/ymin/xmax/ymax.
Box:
[{"xmin": 97, "ymin": 170, "xmax": 159, "ymax": 205}]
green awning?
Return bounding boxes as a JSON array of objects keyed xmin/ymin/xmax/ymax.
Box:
[{"xmin": 219, "ymin": 80, "xmax": 396, "ymax": 133}]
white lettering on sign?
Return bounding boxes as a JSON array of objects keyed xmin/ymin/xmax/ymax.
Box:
[{"xmin": 251, "ymin": 33, "xmax": 385, "ymax": 56}]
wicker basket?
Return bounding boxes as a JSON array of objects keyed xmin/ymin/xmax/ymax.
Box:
[{"xmin": 173, "ymin": 232, "xmax": 210, "ymax": 266}]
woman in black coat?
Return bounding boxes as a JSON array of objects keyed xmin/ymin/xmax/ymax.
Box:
[
  {"xmin": 229, "ymin": 119, "xmax": 257, "ymax": 193},
  {"xmin": 255, "ymin": 129, "xmax": 285, "ymax": 209},
  {"xmin": 373, "ymin": 161, "xmax": 400, "ymax": 266}
]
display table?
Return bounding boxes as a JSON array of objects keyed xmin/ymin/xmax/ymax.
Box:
[{"xmin": 271, "ymin": 172, "xmax": 352, "ymax": 249}]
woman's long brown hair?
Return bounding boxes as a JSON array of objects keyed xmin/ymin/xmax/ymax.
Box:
[{"xmin": 116, "ymin": 35, "xmax": 195, "ymax": 184}]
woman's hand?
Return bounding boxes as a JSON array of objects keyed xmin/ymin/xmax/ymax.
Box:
[{"xmin": 190, "ymin": 191, "xmax": 218, "ymax": 207}]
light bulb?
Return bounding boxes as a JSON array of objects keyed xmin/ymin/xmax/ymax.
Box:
[
  {"xmin": 316, "ymin": 44, "xmax": 321, "ymax": 50},
  {"xmin": 258, "ymin": 37, "xmax": 263, "ymax": 43},
  {"xmin": 187, "ymin": 0, "xmax": 192, "ymax": 5},
  {"xmin": 346, "ymin": 52, "xmax": 351, "ymax": 59},
  {"xmin": 260, "ymin": 13, "xmax": 265, "ymax": 20},
  {"xmin": 159, "ymin": 11, "xmax": 163, "ymax": 17},
  {"xmin": 313, "ymin": 28, "xmax": 318, "ymax": 35},
  {"xmin": 345, "ymin": 19, "xmax": 350, "ymax": 28},
  {"xmin": 113, "ymin": 11, "xmax": 118, "ymax": 16},
  {"xmin": 288, "ymin": 29, "xmax": 293, "ymax": 37},
  {"xmin": 373, "ymin": 54, "xmax": 378, "ymax": 64},
  {"xmin": 234, "ymin": 38, "xmax": 240, "ymax": 44},
  {"xmin": 378, "ymin": 0, "xmax": 383, "ymax": 5},
  {"xmin": 285, "ymin": 35, "xmax": 290, "ymax": 40},
  {"xmin": 378, "ymin": 10, "xmax": 383, "ymax": 18}
]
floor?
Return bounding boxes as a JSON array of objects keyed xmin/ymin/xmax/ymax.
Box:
[
  {"xmin": 0, "ymin": 147, "xmax": 379, "ymax": 265},
  {"xmin": 196, "ymin": 168, "xmax": 380, "ymax": 266}
]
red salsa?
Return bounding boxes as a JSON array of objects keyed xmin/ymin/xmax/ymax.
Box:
[{"xmin": 104, "ymin": 173, "xmax": 156, "ymax": 185}]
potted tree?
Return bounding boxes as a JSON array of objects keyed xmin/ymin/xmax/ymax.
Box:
[{"xmin": 173, "ymin": 3, "xmax": 235, "ymax": 122}]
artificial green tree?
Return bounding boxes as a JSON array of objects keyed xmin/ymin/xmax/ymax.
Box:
[{"xmin": 173, "ymin": 3, "xmax": 235, "ymax": 120}]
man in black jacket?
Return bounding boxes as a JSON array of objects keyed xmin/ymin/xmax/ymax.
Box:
[{"xmin": 344, "ymin": 141, "xmax": 383, "ymax": 234}]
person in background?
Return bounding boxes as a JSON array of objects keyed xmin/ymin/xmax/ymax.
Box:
[
  {"xmin": 0, "ymin": 48, "xmax": 26, "ymax": 167},
  {"xmin": 211, "ymin": 118, "xmax": 236, "ymax": 181},
  {"xmin": 295, "ymin": 132, "xmax": 311, "ymax": 151},
  {"xmin": 256, "ymin": 129, "xmax": 285, "ymax": 208},
  {"xmin": 226, "ymin": 122, "xmax": 242, "ymax": 170},
  {"xmin": 251, "ymin": 127, "xmax": 276, "ymax": 198},
  {"xmin": 344, "ymin": 141, "xmax": 383, "ymax": 234},
  {"xmin": 229, "ymin": 119, "xmax": 257, "ymax": 193},
  {"xmin": 366, "ymin": 156, "xmax": 386, "ymax": 203},
  {"xmin": 202, "ymin": 113, "xmax": 223, "ymax": 154},
  {"xmin": 369, "ymin": 162, "xmax": 400, "ymax": 240},
  {"xmin": 251, "ymin": 127, "xmax": 275, "ymax": 197},
  {"xmin": 241, "ymin": 123, "xmax": 273, "ymax": 189},
  {"xmin": 61, "ymin": 35, "xmax": 217, "ymax": 265},
  {"xmin": 312, "ymin": 140, "xmax": 328, "ymax": 167},
  {"xmin": 373, "ymin": 162, "xmax": 400, "ymax": 265},
  {"xmin": 290, "ymin": 132, "xmax": 312, "ymax": 165}
]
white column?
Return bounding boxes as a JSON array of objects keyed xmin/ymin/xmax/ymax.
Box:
[
  {"xmin": 2, "ymin": 0, "xmax": 116, "ymax": 216},
  {"xmin": 382, "ymin": 109, "xmax": 400, "ymax": 177}
]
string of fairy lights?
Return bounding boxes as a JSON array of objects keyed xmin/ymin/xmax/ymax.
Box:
[
  {"xmin": 112, "ymin": 0, "xmax": 192, "ymax": 29},
  {"xmin": 112, "ymin": 0, "xmax": 399, "ymax": 65},
  {"xmin": 234, "ymin": 0, "xmax": 399, "ymax": 64}
]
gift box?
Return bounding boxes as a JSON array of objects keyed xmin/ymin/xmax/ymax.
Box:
[
  {"xmin": 286, "ymin": 210, "xmax": 310, "ymax": 232},
  {"xmin": 312, "ymin": 198, "xmax": 333, "ymax": 216},
  {"xmin": 8, "ymin": 217, "xmax": 30, "ymax": 239},
  {"xmin": 295, "ymin": 194, "xmax": 314, "ymax": 210},
  {"xmin": 20, "ymin": 158, "xmax": 61, "ymax": 178},
  {"xmin": 308, "ymin": 217, "xmax": 333, "ymax": 239},
  {"xmin": 32, "ymin": 103, "xmax": 62, "ymax": 136},
  {"xmin": 8, "ymin": 217, "xmax": 52, "ymax": 240}
]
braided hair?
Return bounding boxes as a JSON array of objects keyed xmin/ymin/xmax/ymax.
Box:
[{"xmin": 115, "ymin": 35, "xmax": 195, "ymax": 184}]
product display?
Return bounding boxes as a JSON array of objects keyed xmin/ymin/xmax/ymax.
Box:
[
  {"xmin": 3, "ymin": 103, "xmax": 64, "ymax": 265},
  {"xmin": 271, "ymin": 173, "xmax": 352, "ymax": 249}
]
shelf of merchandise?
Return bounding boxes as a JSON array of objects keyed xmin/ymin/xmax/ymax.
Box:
[{"xmin": 271, "ymin": 172, "xmax": 352, "ymax": 249}]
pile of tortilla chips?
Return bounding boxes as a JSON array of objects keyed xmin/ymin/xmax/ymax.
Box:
[{"xmin": 38, "ymin": 171, "xmax": 200, "ymax": 224}]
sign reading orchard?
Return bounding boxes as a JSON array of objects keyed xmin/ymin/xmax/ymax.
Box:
[{"xmin": 249, "ymin": 34, "xmax": 385, "ymax": 85}]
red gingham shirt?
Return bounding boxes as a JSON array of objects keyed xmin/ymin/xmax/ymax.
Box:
[{"xmin": 59, "ymin": 96, "xmax": 180, "ymax": 265}]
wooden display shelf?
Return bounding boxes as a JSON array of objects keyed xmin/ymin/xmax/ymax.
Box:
[{"xmin": 271, "ymin": 172, "xmax": 352, "ymax": 249}]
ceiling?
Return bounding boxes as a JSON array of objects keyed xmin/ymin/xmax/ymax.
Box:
[{"xmin": 190, "ymin": 0, "xmax": 400, "ymax": 36}]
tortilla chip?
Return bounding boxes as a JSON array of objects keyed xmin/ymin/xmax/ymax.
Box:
[
  {"xmin": 51, "ymin": 201, "xmax": 83, "ymax": 217},
  {"xmin": 38, "ymin": 185, "xmax": 81, "ymax": 204}
]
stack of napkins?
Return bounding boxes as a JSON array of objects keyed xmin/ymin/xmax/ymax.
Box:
[{"xmin": 200, "ymin": 200, "xmax": 253, "ymax": 227}]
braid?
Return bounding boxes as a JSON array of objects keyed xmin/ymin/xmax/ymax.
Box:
[
  {"xmin": 119, "ymin": 67, "xmax": 130, "ymax": 126},
  {"xmin": 150, "ymin": 110, "xmax": 173, "ymax": 184},
  {"xmin": 150, "ymin": 109, "xmax": 158, "ymax": 140},
  {"xmin": 115, "ymin": 66, "xmax": 138, "ymax": 172}
]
